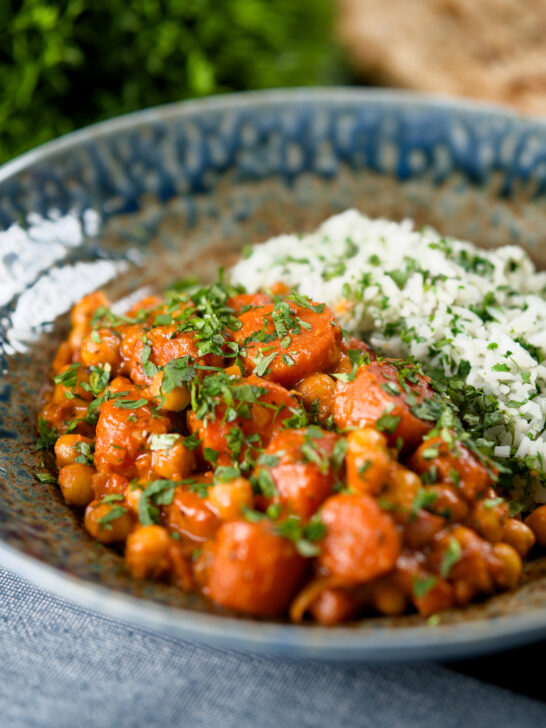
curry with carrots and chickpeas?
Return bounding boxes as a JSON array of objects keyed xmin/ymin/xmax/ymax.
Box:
[{"xmin": 36, "ymin": 276, "xmax": 546, "ymax": 624}]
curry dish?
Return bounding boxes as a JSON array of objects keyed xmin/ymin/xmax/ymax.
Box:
[{"xmin": 37, "ymin": 276, "xmax": 546, "ymax": 624}]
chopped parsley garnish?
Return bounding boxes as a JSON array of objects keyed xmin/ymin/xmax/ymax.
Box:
[
  {"xmin": 35, "ymin": 471, "xmax": 57, "ymax": 484},
  {"xmin": 138, "ymin": 479, "xmax": 182, "ymax": 526},
  {"xmin": 214, "ymin": 465, "xmax": 241, "ymax": 482},
  {"xmin": 114, "ymin": 398, "xmax": 148, "ymax": 409},
  {"xmin": 330, "ymin": 439, "xmax": 348, "ymax": 471},
  {"xmin": 410, "ymin": 489, "xmax": 438, "ymax": 521},
  {"xmin": 97, "ymin": 503, "xmax": 127, "ymax": 531},
  {"xmin": 253, "ymin": 350, "xmax": 278, "ymax": 377},
  {"xmin": 53, "ymin": 362, "xmax": 80, "ymax": 390},
  {"xmin": 149, "ymin": 433, "xmax": 180, "ymax": 451},
  {"xmin": 440, "ymin": 537, "xmax": 462, "ymax": 578},
  {"xmin": 36, "ymin": 419, "xmax": 59, "ymax": 451},
  {"xmin": 300, "ymin": 429, "xmax": 330, "ymax": 475},
  {"xmin": 287, "ymin": 289, "xmax": 325, "ymax": 314},
  {"xmin": 375, "ymin": 413, "xmax": 401, "ymax": 435},
  {"xmin": 87, "ymin": 363, "xmax": 111, "ymax": 396},
  {"xmin": 74, "ymin": 440, "xmax": 94, "ymax": 465},
  {"xmin": 413, "ymin": 575, "xmax": 437, "ymax": 598},
  {"xmin": 141, "ymin": 341, "xmax": 159, "ymax": 378}
]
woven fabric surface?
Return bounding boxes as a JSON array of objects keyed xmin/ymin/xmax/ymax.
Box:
[{"xmin": 1, "ymin": 568, "xmax": 545, "ymax": 728}]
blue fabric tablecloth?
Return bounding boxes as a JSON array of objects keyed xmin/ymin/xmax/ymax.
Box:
[{"xmin": 1, "ymin": 567, "xmax": 545, "ymax": 728}]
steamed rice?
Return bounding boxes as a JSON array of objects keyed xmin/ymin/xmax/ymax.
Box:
[{"xmin": 231, "ymin": 210, "xmax": 546, "ymax": 498}]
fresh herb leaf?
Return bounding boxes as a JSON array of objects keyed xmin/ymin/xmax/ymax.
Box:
[{"xmin": 440, "ymin": 537, "xmax": 462, "ymax": 578}]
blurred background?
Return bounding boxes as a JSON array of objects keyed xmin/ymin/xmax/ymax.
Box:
[{"xmin": 2, "ymin": 0, "xmax": 545, "ymax": 164}]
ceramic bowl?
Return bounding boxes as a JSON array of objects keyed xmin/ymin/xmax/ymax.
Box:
[{"xmin": 2, "ymin": 89, "xmax": 546, "ymax": 661}]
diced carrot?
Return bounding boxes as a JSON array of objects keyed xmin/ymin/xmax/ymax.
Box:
[
  {"xmin": 333, "ymin": 360, "xmax": 434, "ymax": 451},
  {"xmin": 318, "ymin": 493, "xmax": 400, "ymax": 583},
  {"xmin": 260, "ymin": 427, "xmax": 339, "ymax": 519},
  {"xmin": 164, "ymin": 485, "xmax": 220, "ymax": 542},
  {"xmin": 207, "ymin": 520, "xmax": 306, "ymax": 616},
  {"xmin": 231, "ymin": 300, "xmax": 341, "ymax": 387},
  {"xmin": 94, "ymin": 377, "xmax": 170, "ymax": 477}
]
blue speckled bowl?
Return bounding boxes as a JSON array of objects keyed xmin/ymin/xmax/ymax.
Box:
[{"xmin": 2, "ymin": 89, "xmax": 546, "ymax": 661}]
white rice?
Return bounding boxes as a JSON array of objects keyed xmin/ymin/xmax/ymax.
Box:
[{"xmin": 231, "ymin": 210, "xmax": 546, "ymax": 495}]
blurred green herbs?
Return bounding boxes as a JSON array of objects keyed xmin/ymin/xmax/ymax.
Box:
[{"xmin": 0, "ymin": 0, "xmax": 338, "ymax": 163}]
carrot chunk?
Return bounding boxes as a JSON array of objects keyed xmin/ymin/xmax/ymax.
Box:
[
  {"xmin": 333, "ymin": 360, "xmax": 434, "ymax": 451},
  {"xmin": 231, "ymin": 299, "xmax": 341, "ymax": 387},
  {"xmin": 318, "ymin": 493, "xmax": 400, "ymax": 583},
  {"xmin": 207, "ymin": 520, "xmax": 306, "ymax": 616}
]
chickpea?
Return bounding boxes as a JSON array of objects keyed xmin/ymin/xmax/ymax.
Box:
[
  {"xmin": 68, "ymin": 324, "xmax": 87, "ymax": 351},
  {"xmin": 502, "ymin": 518, "xmax": 536, "ymax": 558},
  {"xmin": 70, "ymin": 291, "xmax": 109, "ymax": 329},
  {"xmin": 135, "ymin": 452, "xmax": 155, "ymax": 481},
  {"xmin": 51, "ymin": 341, "xmax": 72, "ymax": 375},
  {"xmin": 345, "ymin": 428, "xmax": 391, "ymax": 495},
  {"xmin": 224, "ymin": 364, "xmax": 242, "ymax": 378},
  {"xmin": 81, "ymin": 328, "xmax": 121, "ymax": 369},
  {"xmin": 208, "ymin": 478, "xmax": 254, "ymax": 521},
  {"xmin": 426, "ymin": 484, "xmax": 468, "ymax": 522},
  {"xmin": 295, "ymin": 373, "xmax": 335, "ymax": 426},
  {"xmin": 525, "ymin": 505, "xmax": 546, "ymax": 547},
  {"xmin": 54, "ymin": 434, "xmax": 93, "ymax": 467},
  {"xmin": 92, "ymin": 472, "xmax": 128, "ymax": 499},
  {"xmin": 58, "ymin": 463, "xmax": 95, "ymax": 506},
  {"xmin": 151, "ymin": 438, "xmax": 195, "ymax": 479},
  {"xmin": 491, "ymin": 543, "xmax": 522, "ymax": 590},
  {"xmin": 52, "ymin": 365, "xmax": 93, "ymax": 404},
  {"xmin": 84, "ymin": 500, "xmax": 134, "ymax": 543},
  {"xmin": 125, "ymin": 483, "xmax": 144, "ymax": 515},
  {"xmin": 373, "ymin": 584, "xmax": 407, "ymax": 616},
  {"xmin": 148, "ymin": 371, "xmax": 190, "ymax": 412},
  {"xmin": 380, "ymin": 463, "xmax": 421, "ymax": 510},
  {"xmin": 470, "ymin": 500, "xmax": 508, "ymax": 543},
  {"xmin": 125, "ymin": 525, "xmax": 171, "ymax": 579},
  {"xmin": 332, "ymin": 353, "xmax": 352, "ymax": 375},
  {"xmin": 269, "ymin": 281, "xmax": 289, "ymax": 296},
  {"xmin": 453, "ymin": 580, "xmax": 475, "ymax": 606}
]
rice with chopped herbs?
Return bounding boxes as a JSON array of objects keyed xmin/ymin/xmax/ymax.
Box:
[{"xmin": 231, "ymin": 210, "xmax": 546, "ymax": 504}]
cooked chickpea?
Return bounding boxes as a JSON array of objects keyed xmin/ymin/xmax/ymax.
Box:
[
  {"xmin": 380, "ymin": 463, "xmax": 421, "ymax": 510},
  {"xmin": 426, "ymin": 484, "xmax": 468, "ymax": 522},
  {"xmin": 125, "ymin": 525, "xmax": 171, "ymax": 579},
  {"xmin": 148, "ymin": 371, "xmax": 190, "ymax": 411},
  {"xmin": 58, "ymin": 463, "xmax": 95, "ymax": 506},
  {"xmin": 124, "ymin": 483, "xmax": 144, "ymax": 515},
  {"xmin": 269, "ymin": 281, "xmax": 289, "ymax": 296},
  {"xmin": 54, "ymin": 434, "xmax": 93, "ymax": 467},
  {"xmin": 68, "ymin": 324, "xmax": 88, "ymax": 351},
  {"xmin": 84, "ymin": 500, "xmax": 134, "ymax": 543},
  {"xmin": 525, "ymin": 505, "xmax": 546, "ymax": 547},
  {"xmin": 345, "ymin": 428, "xmax": 391, "ymax": 495},
  {"xmin": 70, "ymin": 291, "xmax": 109, "ymax": 329},
  {"xmin": 81, "ymin": 328, "xmax": 121, "ymax": 369},
  {"xmin": 332, "ymin": 353, "xmax": 352, "ymax": 375},
  {"xmin": 52, "ymin": 365, "xmax": 93, "ymax": 404},
  {"xmin": 373, "ymin": 584, "xmax": 407, "ymax": 615},
  {"xmin": 208, "ymin": 478, "xmax": 254, "ymax": 521},
  {"xmin": 491, "ymin": 543, "xmax": 522, "ymax": 589},
  {"xmin": 51, "ymin": 341, "xmax": 72, "ymax": 375},
  {"xmin": 470, "ymin": 500, "xmax": 507, "ymax": 543},
  {"xmin": 502, "ymin": 518, "xmax": 536, "ymax": 558},
  {"xmin": 224, "ymin": 364, "xmax": 242, "ymax": 377},
  {"xmin": 151, "ymin": 438, "xmax": 195, "ymax": 479},
  {"xmin": 295, "ymin": 373, "xmax": 335, "ymax": 425}
]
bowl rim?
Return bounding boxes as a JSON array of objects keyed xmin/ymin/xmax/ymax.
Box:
[{"xmin": 2, "ymin": 86, "xmax": 546, "ymax": 661}]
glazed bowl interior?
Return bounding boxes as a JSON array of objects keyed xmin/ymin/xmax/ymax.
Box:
[{"xmin": 2, "ymin": 89, "xmax": 546, "ymax": 660}]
